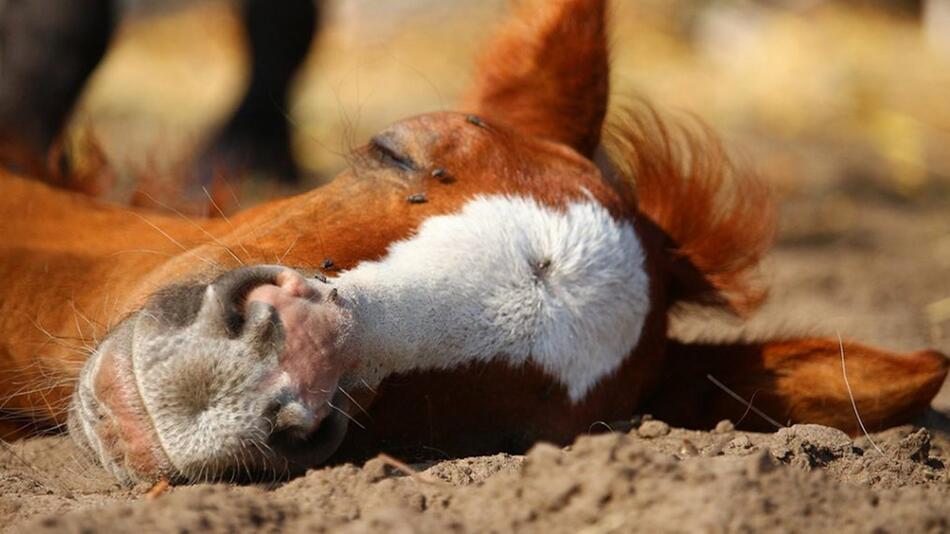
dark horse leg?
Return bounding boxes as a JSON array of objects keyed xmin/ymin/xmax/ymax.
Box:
[
  {"xmin": 0, "ymin": 0, "xmax": 319, "ymax": 186},
  {"xmin": 199, "ymin": 0, "xmax": 319, "ymax": 185},
  {"xmin": 0, "ymin": 0, "xmax": 116, "ymax": 175}
]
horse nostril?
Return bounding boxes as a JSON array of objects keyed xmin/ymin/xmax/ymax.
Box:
[
  {"xmin": 197, "ymin": 265, "xmax": 288, "ymax": 338},
  {"xmin": 273, "ymin": 401, "xmax": 317, "ymax": 437}
]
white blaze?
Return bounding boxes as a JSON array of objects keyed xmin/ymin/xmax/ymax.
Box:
[{"xmin": 335, "ymin": 195, "xmax": 650, "ymax": 402}]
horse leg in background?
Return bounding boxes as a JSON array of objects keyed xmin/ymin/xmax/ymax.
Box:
[
  {"xmin": 196, "ymin": 0, "xmax": 320, "ymax": 187},
  {"xmin": 0, "ymin": 0, "xmax": 116, "ymax": 179}
]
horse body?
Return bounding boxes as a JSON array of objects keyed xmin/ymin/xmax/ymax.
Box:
[{"xmin": 0, "ymin": 0, "xmax": 945, "ymax": 483}]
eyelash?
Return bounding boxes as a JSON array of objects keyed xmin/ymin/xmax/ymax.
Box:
[{"xmin": 369, "ymin": 137, "xmax": 416, "ymax": 171}]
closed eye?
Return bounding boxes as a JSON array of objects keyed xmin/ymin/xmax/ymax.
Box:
[{"xmin": 368, "ymin": 135, "xmax": 417, "ymax": 171}]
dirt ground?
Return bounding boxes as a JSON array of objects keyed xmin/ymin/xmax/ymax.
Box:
[{"xmin": 3, "ymin": 1, "xmax": 950, "ymax": 532}]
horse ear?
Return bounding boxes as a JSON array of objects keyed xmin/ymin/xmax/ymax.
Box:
[
  {"xmin": 463, "ymin": 0, "xmax": 609, "ymax": 157},
  {"xmin": 645, "ymin": 338, "xmax": 948, "ymax": 434}
]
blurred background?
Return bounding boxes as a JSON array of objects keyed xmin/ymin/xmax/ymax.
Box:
[
  {"xmin": 65, "ymin": 0, "xmax": 950, "ymax": 198},
  {"xmin": 7, "ymin": 0, "xmax": 950, "ymax": 402}
]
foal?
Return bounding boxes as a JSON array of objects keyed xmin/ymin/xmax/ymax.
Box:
[{"xmin": 0, "ymin": 0, "xmax": 944, "ymax": 483}]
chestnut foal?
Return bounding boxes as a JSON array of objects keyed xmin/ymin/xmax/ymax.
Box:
[{"xmin": 0, "ymin": 0, "xmax": 945, "ymax": 483}]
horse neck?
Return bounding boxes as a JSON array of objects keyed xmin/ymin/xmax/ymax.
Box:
[{"xmin": 0, "ymin": 173, "xmax": 225, "ymax": 426}]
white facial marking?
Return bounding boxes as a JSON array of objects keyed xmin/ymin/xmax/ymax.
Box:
[{"xmin": 336, "ymin": 195, "xmax": 651, "ymax": 401}]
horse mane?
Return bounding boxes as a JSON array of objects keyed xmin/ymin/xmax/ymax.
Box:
[{"xmin": 604, "ymin": 103, "xmax": 777, "ymax": 316}]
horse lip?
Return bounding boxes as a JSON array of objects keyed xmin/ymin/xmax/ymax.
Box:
[{"xmin": 70, "ymin": 321, "xmax": 177, "ymax": 483}]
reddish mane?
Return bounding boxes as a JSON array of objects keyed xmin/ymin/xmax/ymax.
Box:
[{"xmin": 605, "ymin": 105, "xmax": 776, "ymax": 315}]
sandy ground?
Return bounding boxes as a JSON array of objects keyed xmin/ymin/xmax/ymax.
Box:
[{"xmin": 3, "ymin": 1, "xmax": 950, "ymax": 532}]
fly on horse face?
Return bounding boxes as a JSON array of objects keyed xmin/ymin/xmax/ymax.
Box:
[{"xmin": 0, "ymin": 0, "xmax": 946, "ymax": 484}]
